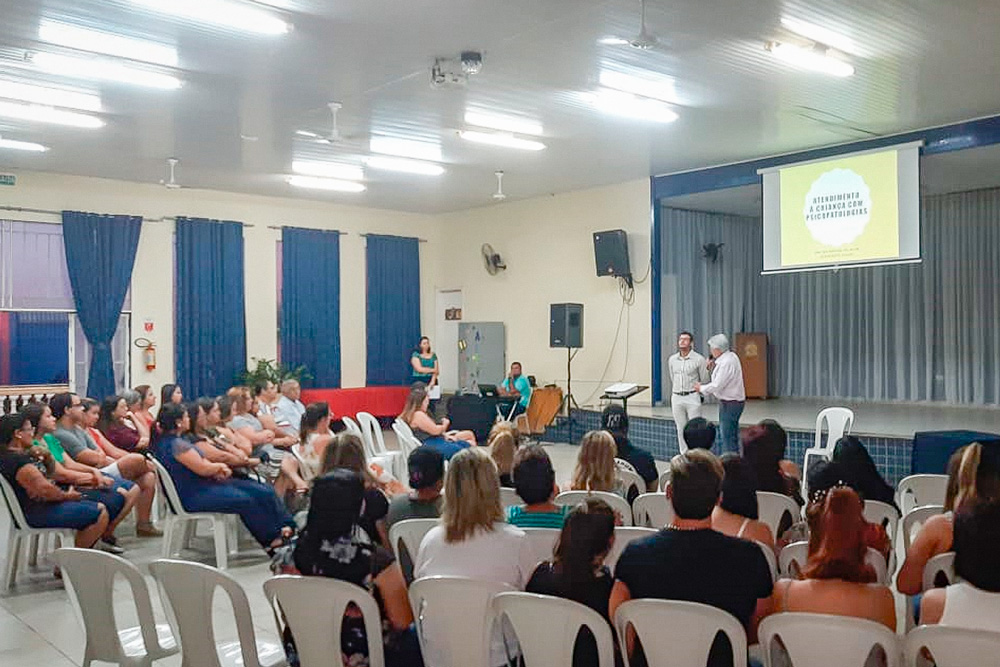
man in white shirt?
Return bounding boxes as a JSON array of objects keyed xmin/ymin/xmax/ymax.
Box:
[
  {"xmin": 694, "ymin": 333, "xmax": 746, "ymax": 455},
  {"xmin": 274, "ymin": 379, "xmax": 307, "ymax": 436},
  {"xmin": 667, "ymin": 331, "xmax": 710, "ymax": 453}
]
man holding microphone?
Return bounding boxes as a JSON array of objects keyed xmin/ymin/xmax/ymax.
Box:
[
  {"xmin": 667, "ymin": 331, "xmax": 710, "ymax": 453},
  {"xmin": 694, "ymin": 334, "xmax": 746, "ymax": 455},
  {"xmin": 498, "ymin": 361, "xmax": 532, "ymax": 417}
]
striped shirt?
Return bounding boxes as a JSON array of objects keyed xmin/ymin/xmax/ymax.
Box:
[{"xmin": 507, "ymin": 504, "xmax": 572, "ymax": 529}]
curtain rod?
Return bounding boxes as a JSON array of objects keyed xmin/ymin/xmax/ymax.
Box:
[
  {"xmin": 0, "ymin": 206, "xmax": 262, "ymax": 227},
  {"xmin": 265, "ymin": 225, "xmax": 348, "ymax": 234},
  {"xmin": 358, "ymin": 233, "xmax": 428, "ymax": 243}
]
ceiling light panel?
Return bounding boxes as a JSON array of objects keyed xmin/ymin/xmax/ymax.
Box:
[
  {"xmin": 287, "ymin": 175, "xmax": 366, "ymax": 192},
  {"xmin": 780, "ymin": 17, "xmax": 858, "ymax": 55},
  {"xmin": 0, "ymin": 80, "xmax": 101, "ymax": 112},
  {"xmin": 464, "ymin": 111, "xmax": 544, "ymax": 136},
  {"xmin": 365, "ymin": 156, "xmax": 445, "ymax": 176},
  {"xmin": 38, "ymin": 21, "xmax": 179, "ymax": 66},
  {"xmin": 599, "ymin": 68, "xmax": 678, "ymax": 104},
  {"xmin": 292, "ymin": 160, "xmax": 364, "ymax": 181},
  {"xmin": 459, "ymin": 130, "xmax": 546, "ymax": 151},
  {"xmin": 0, "ymin": 137, "xmax": 49, "ymax": 152},
  {"xmin": 127, "ymin": 0, "xmax": 291, "ymax": 36},
  {"xmin": 0, "ymin": 100, "xmax": 104, "ymax": 128},
  {"xmin": 33, "ymin": 52, "xmax": 182, "ymax": 89},
  {"xmin": 585, "ymin": 89, "xmax": 679, "ymax": 123},
  {"xmin": 369, "ymin": 135, "xmax": 442, "ymax": 162},
  {"xmin": 766, "ymin": 42, "xmax": 855, "ymax": 77}
]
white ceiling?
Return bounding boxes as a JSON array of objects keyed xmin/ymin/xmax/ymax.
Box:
[{"xmin": 2, "ymin": 0, "xmax": 1000, "ymax": 213}]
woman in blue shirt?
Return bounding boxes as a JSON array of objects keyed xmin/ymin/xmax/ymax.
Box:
[{"xmin": 410, "ymin": 337, "xmax": 439, "ymax": 388}]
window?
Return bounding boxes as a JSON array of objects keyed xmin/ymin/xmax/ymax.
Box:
[{"xmin": 0, "ymin": 220, "xmax": 131, "ymax": 393}]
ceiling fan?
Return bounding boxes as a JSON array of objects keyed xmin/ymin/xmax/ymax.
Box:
[
  {"xmin": 492, "ymin": 170, "xmax": 507, "ymax": 202},
  {"xmin": 600, "ymin": 0, "xmax": 662, "ymax": 51},
  {"xmin": 160, "ymin": 158, "xmax": 185, "ymax": 190},
  {"xmin": 295, "ymin": 102, "xmax": 356, "ymax": 145}
]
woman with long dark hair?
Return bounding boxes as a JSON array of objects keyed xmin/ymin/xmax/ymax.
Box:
[
  {"xmin": 711, "ymin": 453, "xmax": 774, "ymax": 549},
  {"xmin": 98, "ymin": 395, "xmax": 142, "ymax": 452},
  {"xmin": 832, "ymin": 436, "xmax": 898, "ymax": 510},
  {"xmin": 410, "ymin": 336, "xmax": 438, "ymax": 388},
  {"xmin": 742, "ymin": 420, "xmax": 803, "ymax": 505},
  {"xmin": 158, "ymin": 384, "xmax": 183, "ymax": 417}
]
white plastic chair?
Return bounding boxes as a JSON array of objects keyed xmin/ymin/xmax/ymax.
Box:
[
  {"xmin": 759, "ymin": 613, "xmax": 900, "ymax": 667},
  {"xmin": 756, "ymin": 540, "xmax": 778, "ymax": 583},
  {"xmin": 556, "ymin": 490, "xmax": 633, "ymax": 526},
  {"xmin": 500, "ymin": 487, "xmax": 522, "ymax": 509},
  {"xmin": 359, "ymin": 412, "xmax": 406, "ymax": 481},
  {"xmin": 408, "ymin": 576, "xmax": 515, "ymax": 667},
  {"xmin": 1, "ymin": 473, "xmax": 75, "ymax": 593},
  {"xmin": 904, "ymin": 625, "xmax": 1000, "ymax": 666},
  {"xmin": 54, "ymin": 548, "xmax": 178, "ymax": 667},
  {"xmin": 631, "ymin": 493, "xmax": 675, "ymax": 528},
  {"xmin": 657, "ymin": 469, "xmax": 671, "ymax": 492},
  {"xmin": 901, "ymin": 505, "xmax": 944, "ymax": 553},
  {"xmin": 756, "ymin": 491, "xmax": 801, "ymax": 539},
  {"xmin": 896, "ymin": 474, "xmax": 948, "ymax": 515},
  {"xmin": 152, "ymin": 458, "xmax": 237, "ymax": 569},
  {"xmin": 614, "ymin": 599, "xmax": 747, "ymax": 667},
  {"xmin": 616, "ymin": 468, "xmax": 645, "ymax": 499},
  {"xmin": 341, "ymin": 415, "xmax": 364, "ymax": 438},
  {"xmin": 522, "ymin": 528, "xmax": 560, "ymax": 568},
  {"xmin": 149, "ymin": 559, "xmax": 286, "ymax": 667},
  {"xmin": 922, "ymin": 552, "xmax": 958, "ymax": 591},
  {"xmin": 864, "ymin": 499, "xmax": 900, "ymax": 542},
  {"xmin": 778, "ymin": 541, "xmax": 888, "ymax": 584},
  {"xmin": 604, "ymin": 527, "xmax": 656, "ymax": 571},
  {"xmin": 494, "ymin": 592, "xmax": 615, "ymax": 667},
  {"xmin": 388, "ymin": 518, "xmax": 438, "ymax": 584},
  {"xmin": 802, "ymin": 407, "xmax": 855, "ymax": 498},
  {"xmin": 264, "ymin": 575, "xmax": 385, "ymax": 667},
  {"xmin": 391, "ymin": 420, "xmax": 421, "ymax": 458},
  {"xmin": 614, "ymin": 458, "xmax": 638, "ymax": 474}
]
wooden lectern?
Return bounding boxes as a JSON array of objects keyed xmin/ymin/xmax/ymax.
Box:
[{"xmin": 735, "ymin": 333, "xmax": 768, "ymax": 399}]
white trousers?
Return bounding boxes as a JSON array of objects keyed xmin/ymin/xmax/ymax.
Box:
[{"xmin": 671, "ymin": 392, "xmax": 703, "ymax": 453}]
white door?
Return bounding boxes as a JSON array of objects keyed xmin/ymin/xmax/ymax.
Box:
[{"xmin": 435, "ymin": 289, "xmax": 463, "ymax": 392}]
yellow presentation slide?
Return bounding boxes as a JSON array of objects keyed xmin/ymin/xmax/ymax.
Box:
[{"xmin": 779, "ymin": 149, "xmax": 899, "ymax": 267}]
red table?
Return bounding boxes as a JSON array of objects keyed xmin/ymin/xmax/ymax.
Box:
[{"xmin": 300, "ymin": 386, "xmax": 410, "ymax": 419}]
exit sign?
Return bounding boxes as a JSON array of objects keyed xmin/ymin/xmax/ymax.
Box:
[{"xmin": 0, "ymin": 174, "xmax": 15, "ymax": 186}]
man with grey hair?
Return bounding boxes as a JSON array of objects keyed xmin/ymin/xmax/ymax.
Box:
[
  {"xmin": 694, "ymin": 334, "xmax": 746, "ymax": 455},
  {"xmin": 273, "ymin": 379, "xmax": 306, "ymax": 436}
]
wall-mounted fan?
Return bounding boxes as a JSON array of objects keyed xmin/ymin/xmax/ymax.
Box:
[{"xmin": 481, "ymin": 243, "xmax": 507, "ymax": 275}]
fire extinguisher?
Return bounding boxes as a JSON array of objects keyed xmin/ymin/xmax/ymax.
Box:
[{"xmin": 134, "ymin": 338, "xmax": 156, "ymax": 371}]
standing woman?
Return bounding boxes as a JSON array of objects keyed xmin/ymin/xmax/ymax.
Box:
[
  {"xmin": 410, "ymin": 337, "xmax": 439, "ymax": 390},
  {"xmin": 133, "ymin": 385, "xmax": 156, "ymax": 432}
]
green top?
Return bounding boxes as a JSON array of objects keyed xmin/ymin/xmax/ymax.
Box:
[
  {"xmin": 507, "ymin": 504, "xmax": 572, "ymax": 529},
  {"xmin": 411, "ymin": 351, "xmax": 438, "ymax": 382},
  {"xmin": 502, "ymin": 375, "xmax": 532, "ymax": 408},
  {"xmin": 35, "ymin": 433, "xmax": 66, "ymax": 464}
]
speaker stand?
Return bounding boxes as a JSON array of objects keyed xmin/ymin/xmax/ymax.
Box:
[{"xmin": 558, "ymin": 347, "xmax": 580, "ymax": 443}]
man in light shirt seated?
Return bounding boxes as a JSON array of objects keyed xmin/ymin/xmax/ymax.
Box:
[
  {"xmin": 695, "ymin": 334, "xmax": 746, "ymax": 455},
  {"xmin": 667, "ymin": 331, "xmax": 710, "ymax": 453},
  {"xmin": 498, "ymin": 361, "xmax": 532, "ymax": 417},
  {"xmin": 273, "ymin": 379, "xmax": 306, "ymax": 437}
]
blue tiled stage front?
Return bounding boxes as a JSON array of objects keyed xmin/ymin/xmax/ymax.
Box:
[{"xmin": 544, "ymin": 409, "xmax": 914, "ymax": 487}]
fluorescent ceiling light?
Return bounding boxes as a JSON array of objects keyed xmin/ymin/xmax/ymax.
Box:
[
  {"xmin": 599, "ymin": 69, "xmax": 678, "ymax": 104},
  {"xmin": 464, "ymin": 111, "xmax": 543, "ymax": 136},
  {"xmin": 33, "ymin": 52, "xmax": 182, "ymax": 89},
  {"xmin": 586, "ymin": 89, "xmax": 679, "ymax": 123},
  {"xmin": 766, "ymin": 41, "xmax": 854, "ymax": 77},
  {"xmin": 0, "ymin": 100, "xmax": 104, "ymax": 128},
  {"xmin": 780, "ymin": 17, "xmax": 857, "ymax": 55},
  {"xmin": 287, "ymin": 175, "xmax": 366, "ymax": 192},
  {"xmin": 0, "ymin": 80, "xmax": 101, "ymax": 112},
  {"xmin": 292, "ymin": 160, "xmax": 364, "ymax": 181},
  {"xmin": 38, "ymin": 20, "xmax": 178, "ymax": 66},
  {"xmin": 459, "ymin": 130, "xmax": 546, "ymax": 151},
  {"xmin": 365, "ymin": 155, "xmax": 445, "ymax": 176},
  {"xmin": 127, "ymin": 0, "xmax": 291, "ymax": 35},
  {"xmin": 369, "ymin": 135, "xmax": 442, "ymax": 162},
  {"xmin": 0, "ymin": 137, "xmax": 49, "ymax": 152}
]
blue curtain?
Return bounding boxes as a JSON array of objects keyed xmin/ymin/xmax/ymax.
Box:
[
  {"xmin": 281, "ymin": 227, "xmax": 341, "ymax": 387},
  {"xmin": 175, "ymin": 217, "xmax": 247, "ymax": 397},
  {"xmin": 366, "ymin": 235, "xmax": 420, "ymax": 386},
  {"xmin": 61, "ymin": 211, "xmax": 141, "ymax": 399}
]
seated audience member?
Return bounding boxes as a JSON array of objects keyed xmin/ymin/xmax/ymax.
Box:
[
  {"xmin": 610, "ymin": 450, "xmax": 773, "ymax": 665},
  {"xmin": 711, "ymin": 453, "xmax": 775, "ymax": 549},
  {"xmin": 133, "ymin": 384, "xmax": 156, "ymax": 432},
  {"xmin": 273, "ymin": 379, "xmax": 307, "ymax": 437},
  {"xmin": 414, "ymin": 447, "xmax": 535, "ymax": 667},
  {"xmin": 743, "ymin": 420, "xmax": 803, "ymax": 506},
  {"xmin": 683, "ymin": 417, "xmax": 717, "ymax": 451},
  {"xmin": 526, "ymin": 498, "xmax": 617, "ymax": 667},
  {"xmin": 601, "ymin": 405, "xmax": 657, "ymax": 492},
  {"xmin": 254, "ymin": 379, "xmax": 296, "ymax": 437},
  {"xmin": 215, "ymin": 395, "xmax": 252, "ymax": 455},
  {"xmin": 121, "ymin": 390, "xmax": 151, "ymax": 450},
  {"xmin": 400, "ymin": 382, "xmax": 476, "ymax": 460},
  {"xmin": 277, "ymin": 401, "xmax": 335, "ymax": 500},
  {"xmin": 154, "ymin": 403, "xmax": 293, "ymax": 553},
  {"xmin": 498, "ymin": 361, "xmax": 532, "ymax": 417},
  {"xmin": 0, "ymin": 412, "xmax": 111, "ymax": 550},
  {"xmin": 569, "ymin": 430, "xmax": 624, "ymax": 497},
  {"xmin": 159, "ymin": 383, "xmax": 183, "ymax": 418},
  {"xmin": 273, "ymin": 469, "xmax": 420, "ymax": 667},
  {"xmin": 98, "ymin": 395, "xmax": 143, "ymax": 452},
  {"xmin": 773, "ymin": 486, "xmax": 896, "ymax": 630},
  {"xmin": 319, "ymin": 433, "xmax": 391, "ymax": 547},
  {"xmin": 898, "ymin": 442, "xmax": 1000, "ymax": 595},
  {"xmin": 508, "ymin": 445, "xmax": 572, "ymax": 529},
  {"xmin": 386, "ymin": 447, "xmax": 445, "ymax": 530},
  {"xmin": 921, "ymin": 499, "xmax": 1000, "ymax": 631},
  {"xmin": 833, "ymin": 436, "xmax": 899, "ymax": 511},
  {"xmin": 488, "ymin": 422, "xmax": 518, "ymax": 487},
  {"xmin": 51, "ymin": 393, "xmax": 159, "ymax": 543},
  {"xmin": 227, "ymin": 387, "xmax": 295, "ymax": 479},
  {"xmin": 184, "ymin": 401, "xmax": 258, "ymax": 472}
]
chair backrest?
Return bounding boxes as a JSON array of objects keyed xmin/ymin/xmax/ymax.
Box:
[
  {"xmin": 357, "ymin": 411, "xmax": 388, "ymax": 455},
  {"xmin": 631, "ymin": 492, "xmax": 674, "ymax": 528},
  {"xmin": 151, "ymin": 456, "xmax": 188, "ymax": 517},
  {"xmin": 522, "ymin": 528, "xmax": 560, "ymax": 569},
  {"xmin": 54, "ymin": 548, "xmax": 168, "ymax": 663},
  {"xmin": 778, "ymin": 541, "xmax": 887, "ymax": 584},
  {"xmin": 264, "ymin": 575, "xmax": 385, "ymax": 667},
  {"xmin": 614, "ymin": 458, "xmax": 638, "ymax": 474},
  {"xmin": 149, "ymin": 559, "xmax": 264, "ymax": 667},
  {"xmin": 759, "ymin": 613, "xmax": 900, "ymax": 667},
  {"xmin": 388, "ymin": 518, "xmax": 438, "ymax": 582},
  {"xmin": 408, "ymin": 576, "xmax": 515, "ymax": 667},
  {"xmin": 901, "ymin": 505, "xmax": 945, "ymax": 553},
  {"xmin": 755, "ymin": 540, "xmax": 778, "ymax": 583},
  {"xmin": 555, "ymin": 490, "xmax": 633, "ymax": 526},
  {"xmin": 341, "ymin": 415, "xmax": 363, "ymax": 438},
  {"xmin": 494, "ymin": 592, "xmax": 615, "ymax": 667},
  {"xmin": 756, "ymin": 491, "xmax": 800, "ymax": 538},
  {"xmin": 604, "ymin": 527, "xmax": 656, "ymax": 571},
  {"xmin": 922, "ymin": 552, "xmax": 958, "ymax": 591},
  {"xmin": 903, "ymin": 625, "xmax": 1000, "ymax": 666},
  {"xmin": 500, "ymin": 487, "xmax": 522, "ymax": 509},
  {"xmin": 814, "ymin": 407, "xmax": 855, "ymax": 450},
  {"xmin": 863, "ymin": 499, "xmax": 900, "ymax": 543},
  {"xmin": 391, "ymin": 421, "xmax": 420, "ymax": 457},
  {"xmin": 614, "ymin": 599, "xmax": 747, "ymax": 667},
  {"xmin": 0, "ymin": 470, "xmax": 29, "ymax": 529},
  {"xmin": 616, "ymin": 468, "xmax": 645, "ymax": 499},
  {"xmin": 657, "ymin": 469, "xmax": 671, "ymax": 492},
  {"xmin": 896, "ymin": 474, "xmax": 948, "ymax": 515}
]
